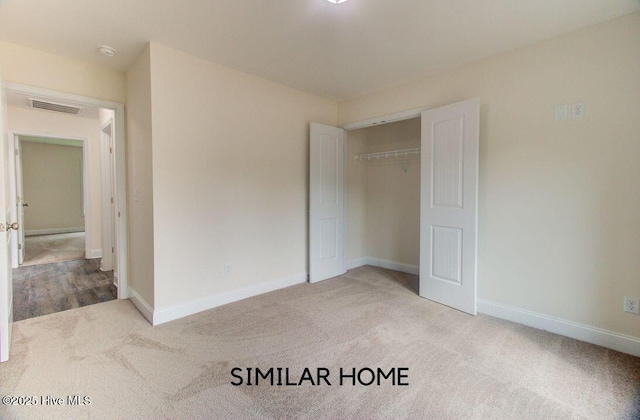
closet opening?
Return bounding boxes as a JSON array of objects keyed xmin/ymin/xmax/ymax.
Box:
[
  {"xmin": 310, "ymin": 98, "xmax": 479, "ymax": 314},
  {"xmin": 345, "ymin": 117, "xmax": 422, "ymax": 294}
]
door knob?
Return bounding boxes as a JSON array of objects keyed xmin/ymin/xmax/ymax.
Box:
[
  {"xmin": 22, "ymin": 202, "xmax": 28, "ymax": 207},
  {"xmin": 7, "ymin": 222, "xmax": 19, "ymax": 231}
]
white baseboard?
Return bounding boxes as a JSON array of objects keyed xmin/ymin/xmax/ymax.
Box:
[
  {"xmin": 89, "ymin": 249, "xmax": 102, "ymax": 258},
  {"xmin": 345, "ymin": 260, "xmax": 639, "ymax": 356},
  {"xmin": 347, "ymin": 257, "xmax": 420, "ymax": 276},
  {"xmin": 346, "ymin": 257, "xmax": 367, "ymax": 270},
  {"xmin": 152, "ymin": 272, "xmax": 308, "ymax": 326},
  {"xmin": 25, "ymin": 227, "xmax": 85, "ymax": 236},
  {"xmin": 128, "ymin": 287, "xmax": 154, "ymax": 324},
  {"xmin": 478, "ymin": 299, "xmax": 640, "ymax": 357}
]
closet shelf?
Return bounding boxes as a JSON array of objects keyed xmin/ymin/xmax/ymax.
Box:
[{"xmin": 354, "ymin": 148, "xmax": 421, "ymax": 161}]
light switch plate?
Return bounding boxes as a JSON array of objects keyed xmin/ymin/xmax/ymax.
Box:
[{"xmin": 554, "ymin": 104, "xmax": 568, "ymax": 121}]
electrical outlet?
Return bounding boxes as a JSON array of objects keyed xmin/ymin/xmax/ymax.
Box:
[
  {"xmin": 224, "ymin": 263, "xmax": 232, "ymax": 277},
  {"xmin": 571, "ymin": 102, "xmax": 585, "ymax": 118},
  {"xmin": 624, "ymin": 296, "xmax": 639, "ymax": 314}
]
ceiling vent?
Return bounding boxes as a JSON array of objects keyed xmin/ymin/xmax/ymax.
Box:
[{"xmin": 29, "ymin": 98, "xmax": 83, "ymax": 115}]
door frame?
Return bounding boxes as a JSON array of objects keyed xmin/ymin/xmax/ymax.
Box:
[
  {"xmin": 99, "ymin": 118, "xmax": 115, "ymax": 274},
  {"xmin": 4, "ymin": 82, "xmax": 129, "ymax": 299},
  {"xmin": 9, "ymin": 132, "xmax": 91, "ymax": 265},
  {"xmin": 339, "ymin": 105, "xmax": 428, "ymax": 274},
  {"xmin": 339, "ymin": 101, "xmax": 479, "ymax": 313}
]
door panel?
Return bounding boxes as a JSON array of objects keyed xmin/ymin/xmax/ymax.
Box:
[
  {"xmin": 310, "ymin": 122, "xmax": 346, "ymax": 283},
  {"xmin": 15, "ymin": 138, "xmax": 24, "ymax": 265},
  {"xmin": 0, "ymin": 74, "xmax": 14, "ymax": 362},
  {"xmin": 420, "ymin": 98, "xmax": 479, "ymax": 315}
]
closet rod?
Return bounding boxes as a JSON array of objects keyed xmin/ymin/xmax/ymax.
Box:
[{"xmin": 354, "ymin": 148, "xmax": 421, "ymax": 161}]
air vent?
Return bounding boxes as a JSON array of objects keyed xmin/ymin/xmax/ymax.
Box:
[{"xmin": 29, "ymin": 98, "xmax": 83, "ymax": 115}]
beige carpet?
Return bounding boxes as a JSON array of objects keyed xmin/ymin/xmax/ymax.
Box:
[
  {"xmin": 23, "ymin": 232, "xmax": 86, "ymax": 266},
  {"xmin": 0, "ymin": 266, "xmax": 638, "ymax": 419}
]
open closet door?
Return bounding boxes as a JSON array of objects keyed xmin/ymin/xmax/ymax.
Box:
[
  {"xmin": 420, "ymin": 98, "xmax": 479, "ymax": 315},
  {"xmin": 0, "ymin": 73, "xmax": 15, "ymax": 362},
  {"xmin": 309, "ymin": 122, "xmax": 346, "ymax": 283}
]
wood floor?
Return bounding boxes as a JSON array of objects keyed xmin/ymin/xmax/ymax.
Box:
[{"xmin": 12, "ymin": 258, "xmax": 116, "ymax": 321}]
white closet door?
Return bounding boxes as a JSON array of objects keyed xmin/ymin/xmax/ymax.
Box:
[
  {"xmin": 420, "ymin": 98, "xmax": 479, "ymax": 315},
  {"xmin": 309, "ymin": 122, "xmax": 346, "ymax": 283}
]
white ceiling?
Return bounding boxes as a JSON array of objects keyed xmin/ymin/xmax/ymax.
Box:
[{"xmin": 0, "ymin": 0, "xmax": 637, "ymax": 100}]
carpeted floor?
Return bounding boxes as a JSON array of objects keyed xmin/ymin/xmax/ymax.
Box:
[
  {"xmin": 0, "ymin": 266, "xmax": 638, "ymax": 419},
  {"xmin": 12, "ymin": 258, "xmax": 117, "ymax": 322},
  {"xmin": 23, "ymin": 232, "xmax": 86, "ymax": 266}
]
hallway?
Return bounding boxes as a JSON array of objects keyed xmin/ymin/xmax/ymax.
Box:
[{"xmin": 13, "ymin": 258, "xmax": 116, "ymax": 321}]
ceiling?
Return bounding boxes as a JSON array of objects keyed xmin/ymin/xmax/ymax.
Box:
[{"xmin": 0, "ymin": 0, "xmax": 637, "ymax": 100}]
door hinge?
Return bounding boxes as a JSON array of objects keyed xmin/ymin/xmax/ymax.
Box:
[
  {"xmin": 109, "ymin": 147, "xmax": 113, "ymax": 154},
  {"xmin": 111, "ymin": 197, "xmax": 114, "ymax": 204},
  {"xmin": 18, "ymin": 243, "xmax": 22, "ymax": 250},
  {"xmin": 14, "ymin": 148, "xmax": 19, "ymax": 156},
  {"xmin": 111, "ymin": 247, "xmax": 114, "ymax": 253}
]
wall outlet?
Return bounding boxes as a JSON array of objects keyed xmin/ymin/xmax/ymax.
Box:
[
  {"xmin": 624, "ymin": 296, "xmax": 639, "ymax": 314},
  {"xmin": 224, "ymin": 263, "xmax": 232, "ymax": 277},
  {"xmin": 571, "ymin": 102, "xmax": 585, "ymax": 118}
]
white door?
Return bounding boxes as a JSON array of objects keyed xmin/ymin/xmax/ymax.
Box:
[
  {"xmin": 15, "ymin": 138, "xmax": 25, "ymax": 265},
  {"xmin": 420, "ymin": 98, "xmax": 479, "ymax": 315},
  {"xmin": 309, "ymin": 122, "xmax": 346, "ymax": 283},
  {"xmin": 0, "ymin": 74, "xmax": 15, "ymax": 362}
]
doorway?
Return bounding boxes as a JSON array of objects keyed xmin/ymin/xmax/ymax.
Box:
[
  {"xmin": 14, "ymin": 134, "xmax": 91, "ymax": 266},
  {"xmin": 0, "ymin": 83, "xmax": 128, "ymax": 332}
]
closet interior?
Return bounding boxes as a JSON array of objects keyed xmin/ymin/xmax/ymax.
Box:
[{"xmin": 346, "ymin": 117, "xmax": 421, "ymax": 275}]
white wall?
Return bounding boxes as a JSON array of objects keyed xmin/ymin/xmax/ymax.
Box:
[
  {"xmin": 339, "ymin": 12, "xmax": 640, "ymax": 339},
  {"xmin": 125, "ymin": 45, "xmax": 154, "ymax": 308},
  {"xmin": 21, "ymin": 141, "xmax": 84, "ymax": 233},
  {"xmin": 347, "ymin": 118, "xmax": 421, "ymax": 266},
  {"xmin": 0, "ymin": 41, "xmax": 125, "ymax": 103},
  {"xmin": 7, "ymin": 106, "xmax": 102, "ymax": 254},
  {"xmin": 147, "ymin": 43, "xmax": 337, "ymax": 313}
]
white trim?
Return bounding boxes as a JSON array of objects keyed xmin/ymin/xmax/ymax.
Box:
[
  {"xmin": 366, "ymin": 257, "xmax": 420, "ymax": 275},
  {"xmin": 152, "ymin": 273, "xmax": 307, "ymax": 326},
  {"xmin": 478, "ymin": 299, "xmax": 640, "ymax": 358},
  {"xmin": 99, "ymin": 118, "xmax": 115, "ymax": 272},
  {"xmin": 341, "ymin": 106, "xmax": 427, "ymax": 131},
  {"xmin": 5, "ymin": 82, "xmax": 129, "ymax": 299},
  {"xmin": 11, "ymin": 131, "xmax": 92, "ymax": 260},
  {"xmin": 89, "ymin": 249, "xmax": 102, "ymax": 259},
  {"xmin": 25, "ymin": 228, "xmax": 84, "ymax": 236},
  {"xmin": 347, "ymin": 257, "xmax": 420, "ymax": 276},
  {"xmin": 346, "ymin": 257, "xmax": 367, "ymax": 270},
  {"xmin": 128, "ymin": 288, "xmax": 153, "ymax": 324}
]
